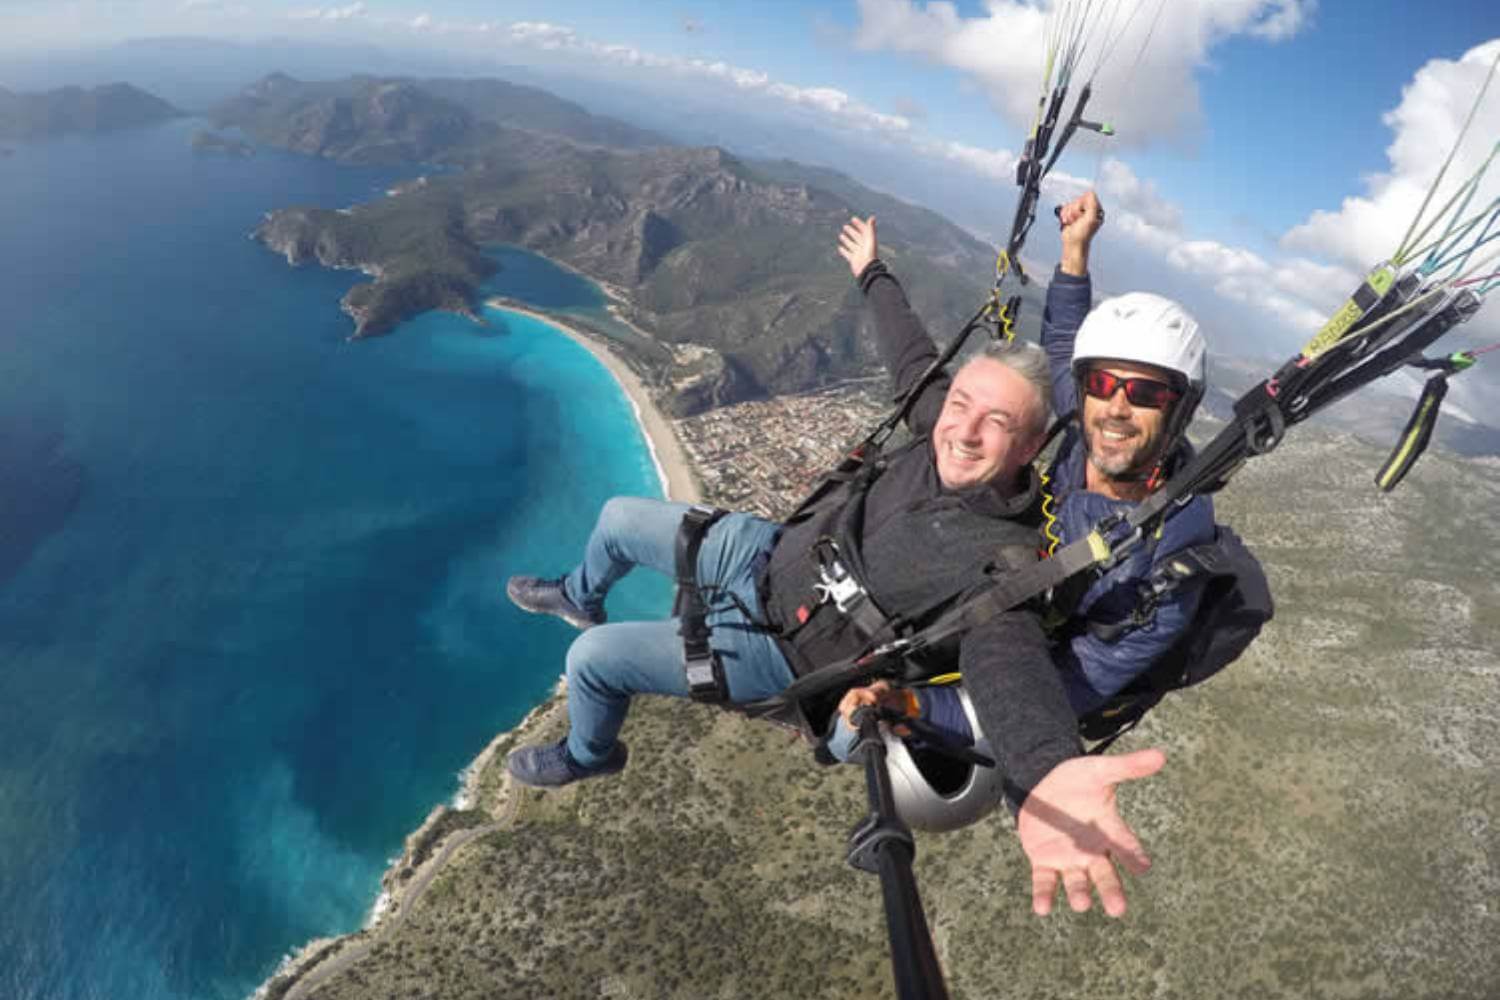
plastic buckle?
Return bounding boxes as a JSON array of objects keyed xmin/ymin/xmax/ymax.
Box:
[
  {"xmin": 814, "ymin": 560, "xmax": 865, "ymax": 613},
  {"xmin": 684, "ymin": 503, "xmax": 720, "ymax": 528},
  {"xmin": 685, "ymin": 651, "xmax": 727, "ymax": 704}
]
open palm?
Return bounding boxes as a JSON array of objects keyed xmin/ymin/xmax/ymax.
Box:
[{"xmin": 1016, "ymin": 748, "xmax": 1165, "ymax": 917}]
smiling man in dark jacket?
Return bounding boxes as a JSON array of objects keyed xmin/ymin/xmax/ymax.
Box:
[
  {"xmin": 839, "ymin": 192, "xmax": 1223, "ymax": 766},
  {"xmin": 501, "ymin": 210, "xmax": 1164, "ymax": 917}
]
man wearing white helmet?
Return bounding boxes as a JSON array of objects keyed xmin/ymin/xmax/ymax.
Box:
[
  {"xmin": 835, "ymin": 191, "xmax": 1221, "ymax": 882},
  {"xmin": 504, "ymin": 206, "xmax": 1170, "ymax": 920},
  {"xmin": 845, "ymin": 190, "xmax": 1212, "ymax": 724},
  {"xmin": 1038, "ymin": 191, "xmax": 1216, "ymax": 715}
]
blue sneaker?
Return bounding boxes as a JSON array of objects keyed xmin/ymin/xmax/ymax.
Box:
[
  {"xmin": 506, "ymin": 575, "xmax": 605, "ymax": 630},
  {"xmin": 506, "ymin": 738, "xmax": 628, "ymax": 788}
]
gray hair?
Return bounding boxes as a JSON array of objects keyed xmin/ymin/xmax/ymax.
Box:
[{"xmin": 964, "ymin": 339, "xmax": 1053, "ymax": 437}]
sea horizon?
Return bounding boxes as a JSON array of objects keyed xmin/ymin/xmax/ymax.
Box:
[{"xmin": 0, "ymin": 118, "xmax": 671, "ymax": 1000}]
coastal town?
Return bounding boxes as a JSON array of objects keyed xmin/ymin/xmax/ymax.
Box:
[{"xmin": 674, "ymin": 381, "xmax": 894, "ymax": 517}]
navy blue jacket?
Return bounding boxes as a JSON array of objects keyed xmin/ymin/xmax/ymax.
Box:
[
  {"xmin": 1041, "ymin": 268, "xmax": 1215, "ymax": 714},
  {"xmin": 914, "ymin": 269, "xmax": 1215, "ymax": 739}
]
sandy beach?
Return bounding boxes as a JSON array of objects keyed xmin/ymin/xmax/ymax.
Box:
[{"xmin": 483, "ymin": 299, "xmax": 701, "ymax": 503}]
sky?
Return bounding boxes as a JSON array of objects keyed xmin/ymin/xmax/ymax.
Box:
[{"xmin": 4, "ymin": 0, "xmax": 1499, "ymax": 374}]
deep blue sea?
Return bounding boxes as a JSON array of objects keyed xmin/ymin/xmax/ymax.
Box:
[{"xmin": 0, "ymin": 119, "xmax": 669, "ymax": 1000}]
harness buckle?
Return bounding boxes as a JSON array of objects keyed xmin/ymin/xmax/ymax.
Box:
[
  {"xmin": 814, "ymin": 559, "xmax": 865, "ymax": 613},
  {"xmin": 684, "ymin": 648, "xmax": 727, "ymax": 704}
]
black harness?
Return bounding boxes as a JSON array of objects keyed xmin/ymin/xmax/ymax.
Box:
[
  {"xmin": 1075, "ymin": 526, "xmax": 1272, "ymax": 752},
  {"xmin": 674, "ymin": 505, "xmax": 730, "ymax": 703}
]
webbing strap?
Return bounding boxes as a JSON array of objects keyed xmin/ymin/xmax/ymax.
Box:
[
  {"xmin": 675, "ymin": 505, "xmax": 730, "ymax": 703},
  {"xmin": 745, "ymin": 523, "xmax": 1115, "ymax": 717}
]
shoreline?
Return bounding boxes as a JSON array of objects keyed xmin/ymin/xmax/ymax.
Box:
[
  {"xmin": 484, "ymin": 298, "xmax": 701, "ymax": 504},
  {"xmin": 257, "ymin": 273, "xmax": 699, "ymax": 1000},
  {"xmin": 253, "ymin": 692, "xmax": 571, "ymax": 1000}
]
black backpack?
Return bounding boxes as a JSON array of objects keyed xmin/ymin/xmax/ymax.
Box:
[{"xmin": 1077, "ymin": 525, "xmax": 1274, "ymax": 752}]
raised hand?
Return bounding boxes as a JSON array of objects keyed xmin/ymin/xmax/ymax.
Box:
[
  {"xmin": 1058, "ymin": 190, "xmax": 1104, "ymax": 276},
  {"xmin": 837, "ymin": 215, "xmax": 879, "ymax": 279}
]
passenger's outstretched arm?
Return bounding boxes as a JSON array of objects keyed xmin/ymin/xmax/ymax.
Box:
[
  {"xmin": 1017, "ymin": 748, "xmax": 1165, "ymax": 918},
  {"xmin": 961, "ymin": 600, "xmax": 1163, "ymax": 919},
  {"xmin": 837, "ymin": 215, "xmax": 950, "ymax": 436}
]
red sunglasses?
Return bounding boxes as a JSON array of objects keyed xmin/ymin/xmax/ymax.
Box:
[{"xmin": 1081, "ymin": 368, "xmax": 1182, "ymax": 409}]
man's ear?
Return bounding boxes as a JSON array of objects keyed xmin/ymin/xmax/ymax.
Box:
[{"xmin": 1021, "ymin": 427, "xmax": 1048, "ymax": 467}]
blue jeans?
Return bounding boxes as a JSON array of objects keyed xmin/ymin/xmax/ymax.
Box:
[{"xmin": 557, "ymin": 497, "xmax": 793, "ymax": 768}]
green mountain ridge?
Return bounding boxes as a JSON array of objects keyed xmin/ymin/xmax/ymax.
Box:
[{"xmin": 220, "ymin": 73, "xmax": 1016, "ymax": 414}]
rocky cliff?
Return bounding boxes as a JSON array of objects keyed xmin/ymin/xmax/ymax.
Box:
[{"xmin": 255, "ymin": 197, "xmax": 497, "ymax": 338}]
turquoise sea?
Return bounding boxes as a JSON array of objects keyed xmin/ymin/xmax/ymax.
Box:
[{"xmin": 0, "ymin": 119, "xmax": 669, "ymax": 1000}]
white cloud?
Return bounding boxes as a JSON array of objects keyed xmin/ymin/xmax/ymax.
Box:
[
  {"xmin": 508, "ymin": 20, "xmax": 573, "ymax": 48},
  {"xmin": 177, "ymin": 0, "xmax": 248, "ymax": 13},
  {"xmin": 851, "ymin": 0, "xmax": 1318, "ymax": 145},
  {"xmin": 1284, "ymin": 39, "xmax": 1500, "ymax": 270},
  {"xmin": 923, "ymin": 139, "xmax": 1017, "ymax": 183},
  {"xmin": 288, "ymin": 1, "xmax": 364, "ymax": 22},
  {"xmin": 1244, "ymin": 0, "xmax": 1315, "ymax": 41},
  {"xmin": 1101, "ymin": 206, "xmax": 1352, "ymax": 336},
  {"xmin": 498, "ymin": 20, "xmax": 912, "ymax": 136}
]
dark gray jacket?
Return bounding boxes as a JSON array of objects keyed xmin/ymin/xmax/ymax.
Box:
[{"xmin": 760, "ymin": 261, "xmax": 1081, "ymax": 800}]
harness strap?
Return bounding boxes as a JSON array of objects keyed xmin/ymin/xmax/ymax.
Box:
[{"xmin": 675, "ymin": 505, "xmax": 730, "ymax": 704}]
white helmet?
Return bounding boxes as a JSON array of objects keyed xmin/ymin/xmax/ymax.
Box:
[
  {"xmin": 884, "ymin": 687, "xmax": 1006, "ymax": 833},
  {"xmin": 1071, "ymin": 291, "xmax": 1208, "ymax": 455}
]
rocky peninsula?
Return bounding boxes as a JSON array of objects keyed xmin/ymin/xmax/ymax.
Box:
[{"xmin": 227, "ymin": 73, "xmax": 1009, "ymax": 414}]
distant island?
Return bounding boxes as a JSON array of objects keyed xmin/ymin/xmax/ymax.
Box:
[
  {"xmin": 0, "ymin": 82, "xmax": 181, "ymax": 140},
  {"xmin": 190, "ymin": 130, "xmax": 253, "ymax": 157},
  {"xmin": 224, "ymin": 73, "xmax": 1021, "ymax": 415}
]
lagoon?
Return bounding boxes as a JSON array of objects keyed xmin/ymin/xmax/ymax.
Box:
[{"xmin": 0, "ymin": 119, "xmax": 668, "ymax": 1000}]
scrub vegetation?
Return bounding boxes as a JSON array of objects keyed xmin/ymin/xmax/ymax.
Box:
[{"xmin": 270, "ymin": 422, "xmax": 1500, "ymax": 1000}]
